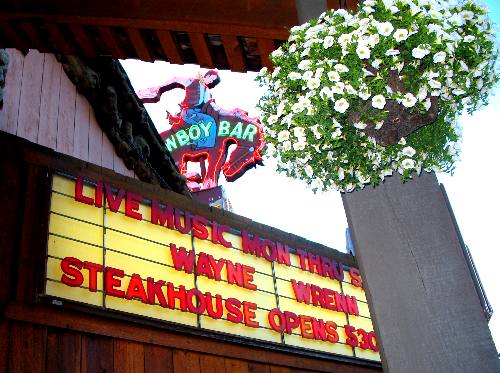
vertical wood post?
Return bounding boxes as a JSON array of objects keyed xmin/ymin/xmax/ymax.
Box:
[{"xmin": 342, "ymin": 172, "xmax": 499, "ymax": 372}]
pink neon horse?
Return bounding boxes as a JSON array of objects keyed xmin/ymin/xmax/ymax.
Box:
[{"xmin": 137, "ymin": 71, "xmax": 264, "ymax": 191}]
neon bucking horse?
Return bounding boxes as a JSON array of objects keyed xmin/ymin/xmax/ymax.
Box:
[{"xmin": 137, "ymin": 70, "xmax": 265, "ymax": 192}]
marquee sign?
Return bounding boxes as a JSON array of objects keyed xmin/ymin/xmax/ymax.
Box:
[
  {"xmin": 137, "ymin": 71, "xmax": 265, "ymax": 192},
  {"xmin": 45, "ymin": 173, "xmax": 380, "ymax": 362}
]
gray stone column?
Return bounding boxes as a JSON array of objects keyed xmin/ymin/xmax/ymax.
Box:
[{"xmin": 342, "ymin": 172, "xmax": 498, "ymax": 372}]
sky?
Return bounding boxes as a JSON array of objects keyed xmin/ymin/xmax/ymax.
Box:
[{"xmin": 121, "ymin": 0, "xmax": 500, "ymax": 352}]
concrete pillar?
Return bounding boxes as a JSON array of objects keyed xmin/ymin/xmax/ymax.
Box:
[{"xmin": 342, "ymin": 172, "xmax": 499, "ymax": 372}]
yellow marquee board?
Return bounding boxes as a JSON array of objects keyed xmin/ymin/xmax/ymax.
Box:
[{"xmin": 45, "ymin": 173, "xmax": 380, "ymax": 362}]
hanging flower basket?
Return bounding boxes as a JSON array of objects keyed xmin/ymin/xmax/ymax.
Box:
[{"xmin": 257, "ymin": 0, "xmax": 499, "ymax": 192}]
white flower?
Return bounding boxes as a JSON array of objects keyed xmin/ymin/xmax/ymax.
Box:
[
  {"xmin": 453, "ymin": 88, "xmax": 466, "ymax": 96},
  {"xmin": 288, "ymin": 72, "xmax": 302, "ymax": 80},
  {"xmin": 368, "ymin": 34, "xmax": 380, "ymax": 47},
  {"xmin": 375, "ymin": 121, "xmax": 384, "ymax": 129},
  {"xmin": 331, "ymin": 82, "xmax": 345, "ymax": 94},
  {"xmin": 334, "ymin": 64, "xmax": 349, "ymax": 73},
  {"xmin": 372, "ymin": 95, "xmax": 386, "ymax": 109},
  {"xmin": 402, "ymin": 146, "xmax": 416, "ymax": 157},
  {"xmin": 323, "ymin": 36, "xmax": 335, "ymax": 48},
  {"xmin": 428, "ymin": 10, "xmax": 443, "ymax": 20},
  {"xmin": 310, "ymin": 124, "xmax": 322, "ymax": 139},
  {"xmin": 382, "ymin": 0, "xmax": 394, "ymax": 8},
  {"xmin": 289, "ymin": 44, "xmax": 297, "ymax": 53},
  {"xmin": 268, "ymin": 115, "xmax": 279, "ymax": 125},
  {"xmin": 277, "ymin": 101, "xmax": 287, "ymax": 116},
  {"xmin": 277, "ymin": 130, "xmax": 290, "ymax": 142},
  {"xmin": 459, "ymin": 60, "xmax": 469, "ymax": 72},
  {"xmin": 401, "ymin": 158, "xmax": 415, "ymax": 169},
  {"xmin": 377, "ymin": 21, "xmax": 394, "ymax": 36},
  {"xmin": 356, "ymin": 44, "xmax": 371, "ymax": 59},
  {"xmin": 334, "ymin": 98, "xmax": 349, "ymax": 113},
  {"xmin": 461, "ymin": 10, "xmax": 474, "ymax": 21},
  {"xmin": 302, "ymin": 70, "xmax": 314, "ymax": 80},
  {"xmin": 327, "ymin": 71, "xmax": 340, "ymax": 82},
  {"xmin": 345, "ymin": 84, "xmax": 357, "ymax": 95},
  {"xmin": 293, "ymin": 127, "xmax": 305, "ymax": 138},
  {"xmin": 383, "ymin": 168, "xmax": 393, "ymax": 177},
  {"xmin": 319, "ymin": 86, "xmax": 333, "ymax": 100},
  {"xmin": 338, "ymin": 33, "xmax": 352, "ymax": 46},
  {"xmin": 345, "ymin": 183, "xmax": 355, "ymax": 192},
  {"xmin": 385, "ymin": 49, "xmax": 400, "ymax": 56},
  {"xmin": 449, "ymin": 13, "xmax": 465, "ymax": 27},
  {"xmin": 402, "ymin": 93, "xmax": 417, "ymax": 108},
  {"xmin": 265, "ymin": 143, "xmax": 276, "ymax": 156},
  {"xmin": 304, "ymin": 165, "xmax": 314, "ymax": 177},
  {"xmin": 298, "ymin": 60, "xmax": 312, "ymax": 70},
  {"xmin": 338, "ymin": 167, "xmax": 345, "ymax": 181},
  {"xmin": 372, "ymin": 59, "xmax": 382, "ymax": 69},
  {"xmin": 356, "ymin": 171, "xmax": 370, "ymax": 184},
  {"xmin": 417, "ymin": 87, "xmax": 427, "ymax": 101},
  {"xmin": 363, "ymin": 5, "xmax": 375, "ymax": 13},
  {"xmin": 428, "ymin": 79, "xmax": 441, "ymax": 89},
  {"xmin": 310, "ymin": 178, "xmax": 323, "ymax": 191},
  {"xmin": 463, "ymin": 35, "xmax": 475, "ymax": 43},
  {"xmin": 423, "ymin": 98, "xmax": 432, "ymax": 111},
  {"xmin": 307, "ymin": 77, "xmax": 321, "ymax": 90},
  {"xmin": 331, "ymin": 127, "xmax": 342, "ymax": 138},
  {"xmin": 298, "ymin": 96, "xmax": 311, "ymax": 108},
  {"xmin": 282, "ymin": 141, "xmax": 291, "ymax": 151},
  {"xmin": 271, "ymin": 49, "xmax": 283, "ymax": 58},
  {"xmin": 408, "ymin": 3, "xmax": 422, "ymax": 16},
  {"xmin": 433, "ymin": 51, "xmax": 446, "ymax": 63},
  {"xmin": 291, "ymin": 103, "xmax": 304, "ymax": 113},
  {"xmin": 293, "ymin": 141, "xmax": 306, "ymax": 151},
  {"xmin": 354, "ymin": 122, "xmax": 367, "ymax": 129},
  {"xmin": 412, "ymin": 45, "xmax": 430, "ymax": 59},
  {"xmin": 393, "ymin": 29, "xmax": 409, "ymax": 42},
  {"xmin": 358, "ymin": 88, "xmax": 371, "ymax": 100}
]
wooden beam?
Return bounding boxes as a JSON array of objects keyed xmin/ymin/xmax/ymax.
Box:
[
  {"xmin": 0, "ymin": 14, "xmax": 290, "ymax": 40},
  {"xmin": 97, "ymin": 26, "xmax": 127, "ymax": 58},
  {"xmin": 44, "ymin": 22, "xmax": 75, "ymax": 55},
  {"xmin": 257, "ymin": 38, "xmax": 276, "ymax": 70},
  {"xmin": 0, "ymin": 0, "xmax": 299, "ymax": 32},
  {"xmin": 188, "ymin": 32, "xmax": 213, "ymax": 68},
  {"xmin": 18, "ymin": 21, "xmax": 49, "ymax": 52},
  {"xmin": 0, "ymin": 21, "xmax": 29, "ymax": 51},
  {"xmin": 127, "ymin": 27, "xmax": 153, "ymax": 62},
  {"xmin": 156, "ymin": 30, "xmax": 183, "ymax": 64},
  {"xmin": 67, "ymin": 24, "xmax": 97, "ymax": 57},
  {"xmin": 221, "ymin": 35, "xmax": 246, "ymax": 72},
  {"xmin": 346, "ymin": 0, "xmax": 359, "ymax": 10},
  {"xmin": 326, "ymin": 0, "xmax": 341, "ymax": 9}
]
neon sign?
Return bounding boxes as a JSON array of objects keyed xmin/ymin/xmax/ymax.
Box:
[{"xmin": 137, "ymin": 71, "xmax": 265, "ymax": 191}]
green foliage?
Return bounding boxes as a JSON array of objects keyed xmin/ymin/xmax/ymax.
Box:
[{"xmin": 257, "ymin": 0, "xmax": 499, "ymax": 192}]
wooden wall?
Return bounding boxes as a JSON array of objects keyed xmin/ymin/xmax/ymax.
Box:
[
  {"xmin": 6, "ymin": 321, "xmax": 305, "ymax": 373},
  {"xmin": 0, "ymin": 48, "xmax": 136, "ymax": 179}
]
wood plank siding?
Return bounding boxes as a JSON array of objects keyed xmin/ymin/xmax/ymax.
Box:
[{"xmin": 0, "ymin": 49, "xmax": 136, "ymax": 178}]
